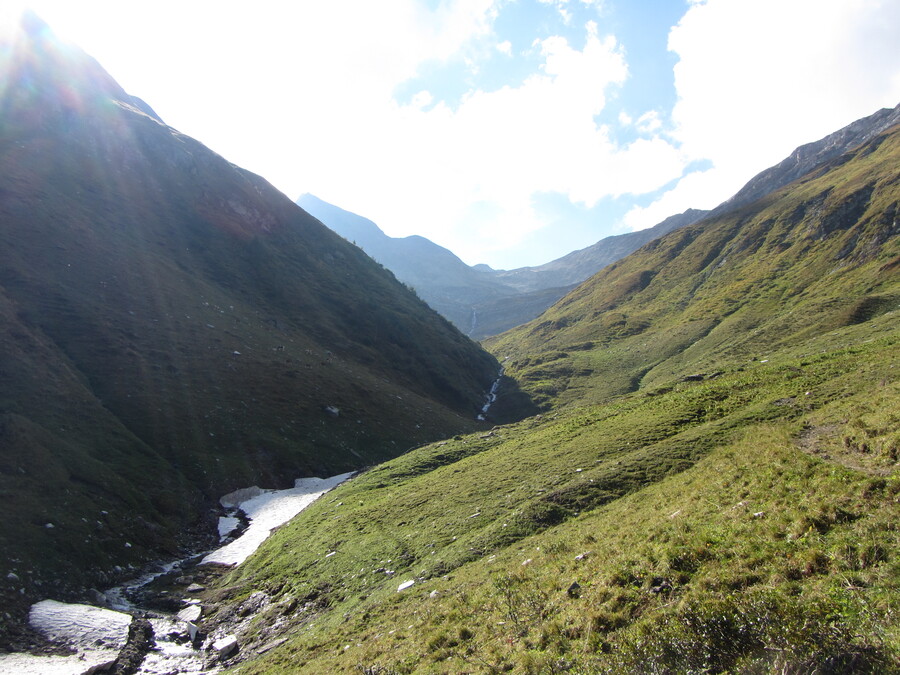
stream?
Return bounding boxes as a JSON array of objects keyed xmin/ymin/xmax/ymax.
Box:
[
  {"xmin": 0, "ymin": 473, "xmax": 353, "ymax": 675},
  {"xmin": 477, "ymin": 366, "xmax": 505, "ymax": 421}
]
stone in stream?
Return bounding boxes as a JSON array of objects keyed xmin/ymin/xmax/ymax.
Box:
[{"xmin": 177, "ymin": 604, "xmax": 202, "ymax": 623}]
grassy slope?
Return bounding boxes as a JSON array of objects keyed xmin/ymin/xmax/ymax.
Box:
[
  {"xmin": 219, "ymin": 322, "xmax": 898, "ymax": 674},
  {"xmin": 207, "ymin": 125, "xmax": 900, "ymax": 673},
  {"xmin": 487, "ymin": 127, "xmax": 899, "ymax": 411}
]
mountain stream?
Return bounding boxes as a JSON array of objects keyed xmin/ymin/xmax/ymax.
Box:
[
  {"xmin": 477, "ymin": 366, "xmax": 505, "ymax": 421},
  {"xmin": 0, "ymin": 473, "xmax": 353, "ymax": 675}
]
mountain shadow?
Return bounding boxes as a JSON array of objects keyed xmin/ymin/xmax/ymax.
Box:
[{"xmin": 0, "ymin": 12, "xmax": 501, "ymax": 638}]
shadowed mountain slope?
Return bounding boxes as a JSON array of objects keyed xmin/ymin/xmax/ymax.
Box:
[{"xmin": 0, "ymin": 13, "xmax": 498, "ymax": 632}]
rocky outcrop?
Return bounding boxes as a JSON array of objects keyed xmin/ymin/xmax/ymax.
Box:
[{"xmin": 711, "ymin": 103, "xmax": 900, "ymax": 217}]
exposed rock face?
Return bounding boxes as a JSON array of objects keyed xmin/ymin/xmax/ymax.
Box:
[{"xmin": 711, "ymin": 103, "xmax": 900, "ymax": 217}]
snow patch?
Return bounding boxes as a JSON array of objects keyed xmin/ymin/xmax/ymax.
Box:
[
  {"xmin": 201, "ymin": 472, "xmax": 353, "ymax": 566},
  {"xmin": 0, "ymin": 600, "xmax": 132, "ymax": 674},
  {"xmin": 217, "ymin": 516, "xmax": 241, "ymax": 540},
  {"xmin": 29, "ymin": 599, "xmax": 132, "ymax": 649}
]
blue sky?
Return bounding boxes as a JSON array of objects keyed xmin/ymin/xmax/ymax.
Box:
[{"xmin": 5, "ymin": 0, "xmax": 900, "ymax": 268}]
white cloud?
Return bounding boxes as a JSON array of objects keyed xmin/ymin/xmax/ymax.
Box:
[
  {"xmin": 34, "ymin": 0, "xmax": 896, "ymax": 266},
  {"xmin": 635, "ymin": 111, "xmax": 662, "ymax": 134},
  {"xmin": 623, "ymin": 168, "xmax": 718, "ymax": 231},
  {"xmin": 625, "ymin": 0, "xmax": 900, "ymax": 231},
  {"xmin": 410, "ymin": 90, "xmax": 434, "ymax": 109},
  {"xmin": 294, "ymin": 17, "xmax": 685, "ymax": 264},
  {"xmin": 391, "ymin": 22, "xmax": 691, "ymax": 261}
]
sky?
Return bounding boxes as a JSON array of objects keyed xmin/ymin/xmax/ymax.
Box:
[{"xmin": 4, "ymin": 0, "xmax": 900, "ymax": 269}]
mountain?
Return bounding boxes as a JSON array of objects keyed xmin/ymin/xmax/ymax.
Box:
[
  {"xmin": 709, "ymin": 103, "xmax": 900, "ymax": 218},
  {"xmin": 490, "ymin": 209, "xmax": 709, "ymax": 292},
  {"xmin": 489, "ymin": 118, "xmax": 900, "ymax": 411},
  {"xmin": 0, "ymin": 13, "xmax": 499, "ymax": 641},
  {"xmin": 196, "ymin": 113, "xmax": 899, "ymax": 673},
  {"xmin": 302, "ymin": 105, "xmax": 900, "ymax": 342},
  {"xmin": 298, "ymin": 196, "xmax": 707, "ymax": 339},
  {"xmin": 296, "ymin": 194, "xmax": 517, "ymax": 331}
]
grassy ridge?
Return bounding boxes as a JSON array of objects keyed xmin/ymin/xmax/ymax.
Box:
[
  {"xmin": 213, "ymin": 317, "xmax": 898, "ymax": 673},
  {"xmin": 487, "ymin": 126, "xmax": 900, "ymax": 410}
]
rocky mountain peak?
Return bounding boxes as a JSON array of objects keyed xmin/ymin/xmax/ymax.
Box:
[{"xmin": 711, "ymin": 103, "xmax": 900, "ymax": 216}]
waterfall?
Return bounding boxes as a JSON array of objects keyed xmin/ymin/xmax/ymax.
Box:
[{"xmin": 477, "ymin": 367, "xmax": 504, "ymax": 420}]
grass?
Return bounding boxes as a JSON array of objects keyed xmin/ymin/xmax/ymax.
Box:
[
  {"xmin": 206, "ymin": 322, "xmax": 899, "ymax": 673},
  {"xmin": 487, "ymin": 125, "xmax": 900, "ymax": 412}
]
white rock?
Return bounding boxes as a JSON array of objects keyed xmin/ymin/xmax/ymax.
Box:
[
  {"xmin": 177, "ymin": 604, "xmax": 202, "ymax": 623},
  {"xmin": 397, "ymin": 580, "xmax": 415, "ymax": 592},
  {"xmin": 212, "ymin": 634, "xmax": 239, "ymax": 659}
]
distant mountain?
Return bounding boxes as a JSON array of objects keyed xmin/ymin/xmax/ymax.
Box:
[
  {"xmin": 297, "ymin": 197, "xmax": 707, "ymax": 339},
  {"xmin": 492, "ymin": 209, "xmax": 709, "ymax": 292},
  {"xmin": 0, "ymin": 12, "xmax": 498, "ymax": 635},
  {"xmin": 296, "ymin": 194, "xmax": 516, "ymax": 331},
  {"xmin": 301, "ymin": 104, "xmax": 900, "ymax": 341}
]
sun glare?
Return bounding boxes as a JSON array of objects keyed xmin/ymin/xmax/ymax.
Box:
[{"xmin": 0, "ymin": 2, "xmax": 28, "ymax": 35}]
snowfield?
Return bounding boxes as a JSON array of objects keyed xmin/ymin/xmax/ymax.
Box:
[
  {"xmin": 202, "ymin": 472, "xmax": 354, "ymax": 566},
  {"xmin": 0, "ymin": 600, "xmax": 132, "ymax": 675}
]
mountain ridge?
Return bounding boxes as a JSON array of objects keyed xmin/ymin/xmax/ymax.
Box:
[{"xmin": 301, "ymin": 103, "xmax": 900, "ymax": 341}]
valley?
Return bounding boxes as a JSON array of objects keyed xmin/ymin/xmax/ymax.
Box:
[{"xmin": 0, "ymin": 9, "xmax": 898, "ymax": 675}]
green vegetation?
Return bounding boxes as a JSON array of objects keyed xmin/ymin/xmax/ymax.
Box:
[
  {"xmin": 215, "ymin": 327, "xmax": 898, "ymax": 673},
  {"xmin": 487, "ymin": 127, "xmax": 900, "ymax": 412},
  {"xmin": 3, "ymin": 17, "xmax": 898, "ymax": 670},
  {"xmin": 202, "ymin": 125, "xmax": 900, "ymax": 673}
]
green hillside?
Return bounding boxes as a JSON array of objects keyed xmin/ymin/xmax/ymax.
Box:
[
  {"xmin": 488, "ymin": 125, "xmax": 900, "ymax": 412},
  {"xmin": 195, "ymin": 123, "xmax": 900, "ymax": 674}
]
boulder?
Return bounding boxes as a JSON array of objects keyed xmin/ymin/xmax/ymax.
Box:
[{"xmin": 211, "ymin": 634, "xmax": 239, "ymax": 660}]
